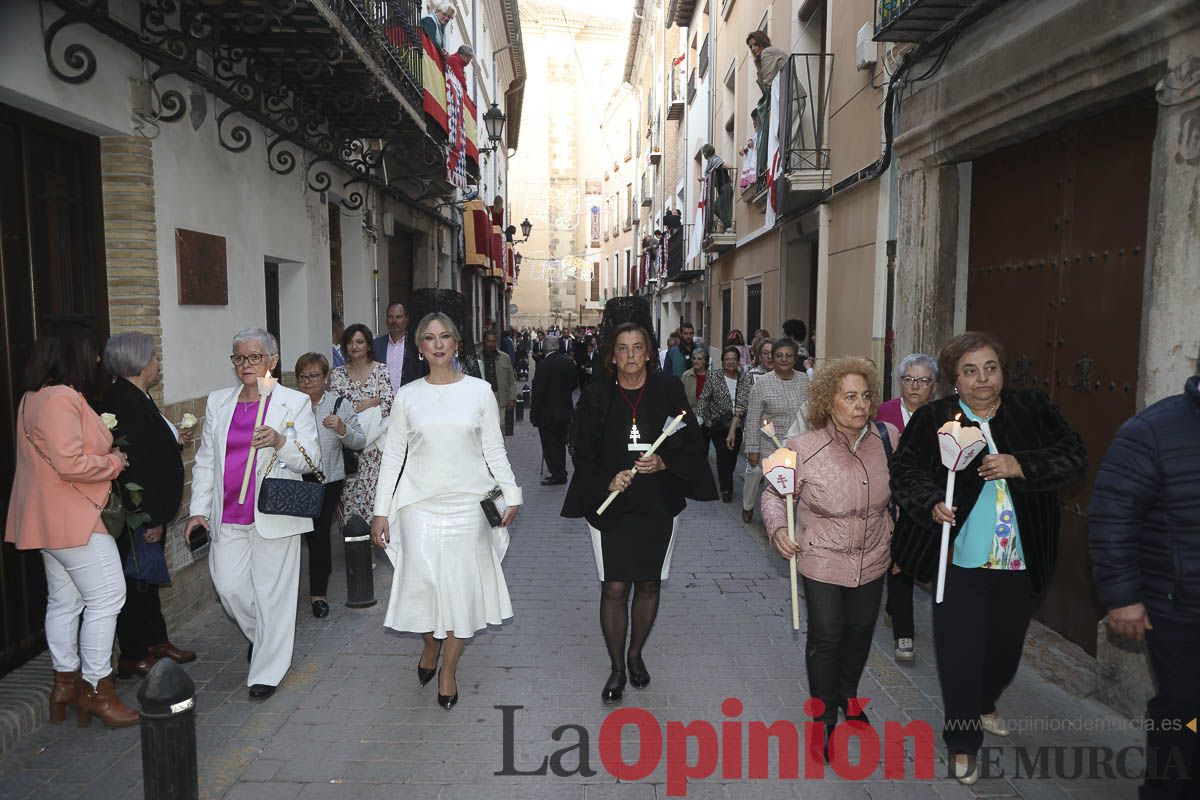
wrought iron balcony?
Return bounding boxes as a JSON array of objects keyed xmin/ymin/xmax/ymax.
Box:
[
  {"xmin": 667, "ymin": 65, "xmax": 685, "ymax": 120},
  {"xmin": 781, "ymin": 53, "xmax": 833, "ymax": 200},
  {"xmin": 874, "ymin": 0, "xmax": 986, "ymax": 43},
  {"xmin": 702, "ymin": 164, "xmax": 736, "ymax": 254},
  {"xmin": 335, "ymin": 0, "xmax": 424, "ymax": 111}
]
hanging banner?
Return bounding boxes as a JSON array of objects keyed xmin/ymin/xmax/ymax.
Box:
[
  {"xmin": 445, "ymin": 51, "xmax": 468, "ymax": 190},
  {"xmin": 422, "ymin": 33, "xmax": 449, "ymax": 131},
  {"xmin": 764, "ymin": 71, "xmax": 784, "ymax": 228},
  {"xmin": 464, "ymin": 199, "xmax": 492, "ymax": 268}
]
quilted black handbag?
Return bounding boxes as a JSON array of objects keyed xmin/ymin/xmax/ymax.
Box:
[{"xmin": 257, "ymin": 440, "xmax": 326, "ymax": 518}]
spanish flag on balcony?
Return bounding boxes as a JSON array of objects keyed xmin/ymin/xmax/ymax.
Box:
[{"xmin": 422, "ymin": 31, "xmax": 479, "ymax": 176}]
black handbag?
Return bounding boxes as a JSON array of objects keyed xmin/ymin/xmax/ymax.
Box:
[
  {"xmin": 334, "ymin": 396, "xmax": 360, "ymax": 475},
  {"xmin": 480, "ymin": 486, "xmax": 507, "ymax": 528},
  {"xmin": 257, "ymin": 440, "xmax": 327, "ymax": 518}
]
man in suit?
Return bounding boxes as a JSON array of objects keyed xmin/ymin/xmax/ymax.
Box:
[
  {"xmin": 373, "ymin": 301, "xmax": 424, "ymax": 391},
  {"xmin": 479, "ymin": 330, "xmax": 517, "ymax": 433},
  {"xmin": 331, "ymin": 313, "xmax": 346, "ymax": 368},
  {"xmin": 531, "ymin": 334, "xmax": 577, "ymax": 485}
]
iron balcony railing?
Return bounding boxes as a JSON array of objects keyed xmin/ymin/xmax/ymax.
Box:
[
  {"xmin": 781, "ymin": 53, "xmax": 833, "ymax": 174},
  {"xmin": 333, "ymin": 0, "xmax": 424, "ymax": 110},
  {"xmin": 687, "ymin": 70, "xmax": 697, "ymax": 104},
  {"xmin": 874, "ymin": 0, "xmax": 986, "ymax": 43},
  {"xmin": 698, "ymin": 33, "xmax": 709, "ymax": 78}
]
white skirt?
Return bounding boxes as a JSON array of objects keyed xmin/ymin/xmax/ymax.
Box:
[{"xmin": 383, "ymin": 492, "xmax": 513, "ymax": 638}]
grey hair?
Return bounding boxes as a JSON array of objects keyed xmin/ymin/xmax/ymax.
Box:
[
  {"xmin": 414, "ymin": 312, "xmax": 462, "ymax": 346},
  {"xmin": 104, "ymin": 331, "xmax": 156, "ymax": 378},
  {"xmin": 232, "ymin": 327, "xmax": 280, "ymax": 356},
  {"xmin": 542, "ymin": 334, "xmax": 560, "ymax": 352},
  {"xmin": 897, "ymin": 352, "xmax": 939, "ymax": 382},
  {"xmin": 457, "ymin": 45, "xmax": 474, "ymax": 59}
]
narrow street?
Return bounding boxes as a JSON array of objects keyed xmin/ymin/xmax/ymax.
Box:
[{"xmin": 0, "ymin": 416, "xmax": 1143, "ymax": 800}]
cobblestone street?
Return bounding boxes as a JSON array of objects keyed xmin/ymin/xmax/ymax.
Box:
[{"xmin": 0, "ymin": 418, "xmax": 1146, "ymax": 800}]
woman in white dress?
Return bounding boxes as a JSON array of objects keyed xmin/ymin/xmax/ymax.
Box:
[{"xmin": 371, "ymin": 312, "xmax": 521, "ymax": 709}]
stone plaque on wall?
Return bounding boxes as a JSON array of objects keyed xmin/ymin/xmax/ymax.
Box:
[{"xmin": 176, "ymin": 228, "xmax": 228, "ymax": 305}]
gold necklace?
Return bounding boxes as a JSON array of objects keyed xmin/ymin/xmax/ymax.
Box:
[{"xmin": 973, "ymin": 399, "xmax": 1000, "ymax": 420}]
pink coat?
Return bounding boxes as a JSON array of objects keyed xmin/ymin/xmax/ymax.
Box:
[
  {"xmin": 761, "ymin": 420, "xmax": 899, "ymax": 588},
  {"xmin": 6, "ymin": 386, "xmax": 125, "ymax": 550}
]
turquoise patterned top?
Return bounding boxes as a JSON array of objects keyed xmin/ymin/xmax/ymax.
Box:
[{"xmin": 951, "ymin": 401, "xmax": 1026, "ymax": 571}]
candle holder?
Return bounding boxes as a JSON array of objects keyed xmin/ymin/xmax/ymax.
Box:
[{"xmin": 934, "ymin": 417, "xmax": 987, "ymax": 602}]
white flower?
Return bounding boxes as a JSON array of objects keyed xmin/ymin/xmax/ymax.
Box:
[
  {"xmin": 100, "ymin": 413, "xmax": 118, "ymax": 430},
  {"xmin": 179, "ymin": 413, "xmax": 198, "ymax": 430}
]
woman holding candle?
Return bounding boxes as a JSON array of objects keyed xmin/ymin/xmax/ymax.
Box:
[
  {"xmin": 330, "ymin": 323, "xmax": 394, "ymax": 528},
  {"xmin": 742, "ymin": 338, "xmax": 809, "ymax": 523},
  {"xmin": 371, "ymin": 313, "xmax": 521, "ymax": 710},
  {"xmin": 695, "ymin": 346, "xmax": 752, "ymax": 502},
  {"xmin": 876, "ymin": 352, "xmax": 939, "ymax": 664},
  {"xmin": 562, "ymin": 322, "xmax": 717, "ymax": 704},
  {"xmin": 889, "ymin": 331, "xmax": 1086, "ymax": 784},
  {"xmin": 185, "ymin": 328, "xmax": 320, "ymax": 701},
  {"xmin": 764, "ymin": 358, "xmax": 898, "ymax": 763}
]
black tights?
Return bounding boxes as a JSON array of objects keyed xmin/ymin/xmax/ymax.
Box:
[{"xmin": 600, "ymin": 580, "xmax": 661, "ymax": 672}]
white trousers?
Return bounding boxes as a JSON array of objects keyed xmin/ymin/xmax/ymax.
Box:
[
  {"xmin": 742, "ymin": 462, "xmax": 764, "ymax": 512},
  {"xmin": 210, "ymin": 524, "xmax": 300, "ymax": 687},
  {"xmin": 42, "ymin": 532, "xmax": 126, "ymax": 687}
]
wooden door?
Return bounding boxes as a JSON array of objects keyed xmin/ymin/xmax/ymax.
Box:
[
  {"xmin": 966, "ymin": 99, "xmax": 1157, "ymax": 654},
  {"xmin": 0, "ymin": 104, "xmax": 107, "ymax": 676}
]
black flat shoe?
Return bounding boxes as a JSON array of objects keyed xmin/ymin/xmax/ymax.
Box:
[
  {"xmin": 627, "ymin": 655, "xmax": 650, "ymax": 689},
  {"xmin": 721, "ymin": 491, "xmax": 732, "ymax": 503},
  {"xmin": 842, "ymin": 704, "xmax": 869, "ymax": 724},
  {"xmin": 540, "ymin": 476, "xmax": 567, "ymax": 485},
  {"xmin": 311, "ymin": 600, "xmax": 330, "ymax": 619},
  {"xmin": 823, "ymin": 722, "xmax": 836, "ymax": 763},
  {"xmin": 602, "ymin": 670, "xmax": 626, "ymax": 704},
  {"xmin": 436, "ymin": 670, "xmax": 458, "ymax": 710},
  {"xmin": 248, "ymin": 684, "xmax": 275, "ymax": 700}
]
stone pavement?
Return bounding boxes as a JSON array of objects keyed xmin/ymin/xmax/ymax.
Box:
[{"xmin": 0, "ymin": 416, "xmax": 1146, "ymax": 799}]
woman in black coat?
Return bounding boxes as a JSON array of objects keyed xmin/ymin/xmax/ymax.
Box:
[
  {"xmin": 890, "ymin": 331, "xmax": 1086, "ymax": 785},
  {"xmin": 100, "ymin": 332, "xmax": 195, "ymax": 678},
  {"xmin": 562, "ymin": 322, "xmax": 717, "ymax": 704}
]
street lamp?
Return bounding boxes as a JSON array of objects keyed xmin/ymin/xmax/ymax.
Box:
[
  {"xmin": 507, "ymin": 218, "xmax": 533, "ymax": 244},
  {"xmin": 482, "ymin": 103, "xmax": 506, "ymax": 152},
  {"xmin": 520, "ymin": 217, "xmax": 532, "ymax": 240}
]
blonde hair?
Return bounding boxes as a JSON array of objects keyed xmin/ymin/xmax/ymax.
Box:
[
  {"xmin": 414, "ymin": 312, "xmax": 462, "ymax": 346},
  {"xmin": 805, "ymin": 357, "xmax": 880, "ymax": 430}
]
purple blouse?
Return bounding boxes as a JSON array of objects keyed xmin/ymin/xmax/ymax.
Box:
[{"xmin": 222, "ymin": 398, "xmax": 268, "ymax": 525}]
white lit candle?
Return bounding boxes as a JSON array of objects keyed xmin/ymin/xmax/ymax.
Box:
[
  {"xmin": 763, "ymin": 447, "xmax": 800, "ymax": 630},
  {"xmin": 597, "ymin": 410, "xmax": 687, "ymax": 516},
  {"xmin": 238, "ymin": 374, "xmax": 278, "ymax": 504}
]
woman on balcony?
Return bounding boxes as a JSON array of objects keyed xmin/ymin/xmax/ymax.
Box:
[
  {"xmin": 701, "ymin": 144, "xmax": 733, "ymax": 233},
  {"xmin": 746, "ymin": 31, "xmax": 789, "ymax": 179}
]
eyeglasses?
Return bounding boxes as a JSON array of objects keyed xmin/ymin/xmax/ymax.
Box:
[
  {"xmin": 230, "ymin": 353, "xmax": 268, "ymax": 366},
  {"xmin": 901, "ymin": 376, "xmax": 934, "ymax": 387},
  {"xmin": 297, "ymin": 371, "xmax": 325, "ymax": 383}
]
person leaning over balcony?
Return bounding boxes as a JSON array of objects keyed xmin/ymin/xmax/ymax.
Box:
[
  {"xmin": 746, "ymin": 31, "xmax": 789, "ymax": 178},
  {"xmin": 185, "ymin": 328, "xmax": 320, "ymax": 701},
  {"xmin": 701, "ymin": 144, "xmax": 733, "ymax": 233},
  {"xmin": 420, "ymin": 0, "xmax": 454, "ymax": 57},
  {"xmin": 295, "ymin": 351, "xmax": 367, "ymax": 619},
  {"xmin": 6, "ymin": 320, "xmax": 135, "ymax": 728},
  {"xmin": 696, "ymin": 346, "xmax": 752, "ymax": 503},
  {"xmin": 875, "ymin": 352, "xmax": 939, "ymax": 664},
  {"xmin": 765, "ymin": 358, "xmax": 898, "ymax": 764},
  {"xmin": 1088, "ymin": 355, "xmax": 1200, "ymax": 800},
  {"xmin": 889, "ymin": 331, "xmax": 1086, "ymax": 785},
  {"xmin": 742, "ymin": 338, "xmax": 809, "ymax": 524},
  {"xmin": 99, "ymin": 332, "xmax": 196, "ymax": 680}
]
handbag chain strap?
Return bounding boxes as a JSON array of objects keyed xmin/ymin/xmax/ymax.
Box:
[
  {"xmin": 19, "ymin": 395, "xmax": 113, "ymax": 512},
  {"xmin": 262, "ymin": 436, "xmax": 326, "ymax": 484}
]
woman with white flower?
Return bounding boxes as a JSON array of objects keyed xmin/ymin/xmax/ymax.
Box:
[
  {"xmin": 5, "ymin": 320, "xmax": 135, "ymax": 727},
  {"xmin": 99, "ymin": 331, "xmax": 197, "ymax": 679}
]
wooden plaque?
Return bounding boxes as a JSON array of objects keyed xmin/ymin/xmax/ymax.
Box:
[{"xmin": 176, "ymin": 228, "xmax": 228, "ymax": 305}]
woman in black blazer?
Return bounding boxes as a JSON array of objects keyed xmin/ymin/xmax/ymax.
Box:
[
  {"xmin": 889, "ymin": 331, "xmax": 1085, "ymax": 785},
  {"xmin": 561, "ymin": 323, "xmax": 717, "ymax": 703},
  {"xmin": 100, "ymin": 332, "xmax": 196, "ymax": 678}
]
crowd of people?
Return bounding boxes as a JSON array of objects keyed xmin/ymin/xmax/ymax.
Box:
[{"xmin": 5, "ymin": 300, "xmax": 1196, "ymax": 797}]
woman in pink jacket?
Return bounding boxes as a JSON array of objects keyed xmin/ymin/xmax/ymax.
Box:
[
  {"xmin": 763, "ymin": 357, "xmax": 898, "ymax": 762},
  {"xmin": 5, "ymin": 320, "xmax": 136, "ymax": 728}
]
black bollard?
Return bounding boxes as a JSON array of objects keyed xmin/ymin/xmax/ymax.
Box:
[
  {"xmin": 343, "ymin": 514, "xmax": 377, "ymax": 608},
  {"xmin": 138, "ymin": 658, "xmax": 198, "ymax": 800},
  {"xmin": 515, "ymin": 392, "xmax": 525, "ymax": 422},
  {"xmin": 504, "ymin": 405, "xmax": 515, "ymax": 436},
  {"xmin": 519, "ymin": 384, "xmax": 531, "ymax": 421}
]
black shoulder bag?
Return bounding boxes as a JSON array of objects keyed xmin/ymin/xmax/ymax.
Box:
[{"xmin": 258, "ymin": 440, "xmax": 326, "ymax": 518}]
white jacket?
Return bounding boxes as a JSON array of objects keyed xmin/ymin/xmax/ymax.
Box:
[{"xmin": 189, "ymin": 384, "xmax": 320, "ymax": 539}]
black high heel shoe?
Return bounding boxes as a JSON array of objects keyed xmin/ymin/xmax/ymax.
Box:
[
  {"xmin": 602, "ymin": 670, "xmax": 626, "ymax": 704},
  {"xmin": 627, "ymin": 655, "xmax": 650, "ymax": 689},
  {"xmin": 436, "ymin": 670, "xmax": 458, "ymax": 710},
  {"xmin": 417, "ymin": 661, "xmax": 437, "ymax": 687}
]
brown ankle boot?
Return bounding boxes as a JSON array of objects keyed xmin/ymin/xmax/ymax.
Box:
[
  {"xmin": 49, "ymin": 670, "xmax": 80, "ymax": 723},
  {"xmin": 76, "ymin": 675, "xmax": 139, "ymax": 728}
]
